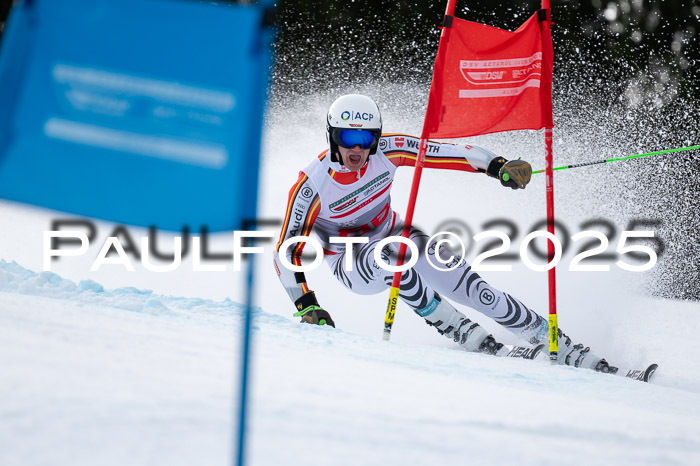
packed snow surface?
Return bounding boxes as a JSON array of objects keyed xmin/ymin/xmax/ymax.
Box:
[{"xmin": 1, "ymin": 260, "xmax": 700, "ymax": 466}]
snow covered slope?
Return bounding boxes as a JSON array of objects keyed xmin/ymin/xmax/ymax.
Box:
[
  {"xmin": 1, "ymin": 260, "xmax": 700, "ymax": 466},
  {"xmin": 1, "ymin": 85, "xmax": 698, "ymax": 465}
]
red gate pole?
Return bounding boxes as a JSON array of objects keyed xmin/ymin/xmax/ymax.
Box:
[
  {"xmin": 540, "ymin": 0, "xmax": 558, "ymax": 363},
  {"xmin": 382, "ymin": 0, "xmax": 458, "ymax": 341}
]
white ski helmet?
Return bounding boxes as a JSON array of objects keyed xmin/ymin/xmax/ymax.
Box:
[{"xmin": 326, "ymin": 94, "xmax": 383, "ymax": 164}]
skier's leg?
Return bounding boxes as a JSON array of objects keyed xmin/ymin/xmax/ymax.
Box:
[
  {"xmin": 368, "ymin": 228, "xmax": 546, "ymax": 342},
  {"xmin": 411, "ymin": 231, "xmax": 611, "ymax": 370},
  {"xmin": 326, "ymin": 242, "xmax": 500, "ymax": 353}
]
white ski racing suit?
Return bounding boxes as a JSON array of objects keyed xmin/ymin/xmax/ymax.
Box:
[{"xmin": 272, "ymin": 133, "xmax": 551, "ymax": 350}]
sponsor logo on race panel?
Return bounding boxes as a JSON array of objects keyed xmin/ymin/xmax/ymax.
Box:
[{"xmin": 459, "ymin": 52, "xmax": 542, "ymax": 98}]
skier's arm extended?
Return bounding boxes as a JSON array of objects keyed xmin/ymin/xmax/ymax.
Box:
[
  {"xmin": 381, "ymin": 133, "xmax": 532, "ymax": 189},
  {"xmin": 273, "ymin": 172, "xmax": 335, "ymax": 327}
]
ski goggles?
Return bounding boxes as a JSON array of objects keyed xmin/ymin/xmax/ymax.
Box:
[{"xmin": 331, "ymin": 128, "xmax": 380, "ymax": 150}]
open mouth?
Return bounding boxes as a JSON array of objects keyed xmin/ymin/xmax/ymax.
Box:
[{"xmin": 348, "ymin": 154, "xmax": 362, "ymax": 164}]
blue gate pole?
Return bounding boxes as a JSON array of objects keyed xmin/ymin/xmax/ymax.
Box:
[
  {"xmin": 233, "ymin": 3, "xmax": 275, "ymax": 464},
  {"xmin": 236, "ymin": 246, "xmax": 257, "ymax": 466}
]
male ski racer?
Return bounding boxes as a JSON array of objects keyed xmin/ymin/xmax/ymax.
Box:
[{"xmin": 273, "ymin": 94, "xmax": 614, "ymax": 372}]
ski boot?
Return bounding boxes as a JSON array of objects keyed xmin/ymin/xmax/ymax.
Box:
[
  {"xmin": 593, "ymin": 358, "xmax": 619, "ymax": 375},
  {"xmin": 522, "ymin": 318, "xmax": 619, "ymax": 373},
  {"xmin": 557, "ymin": 329, "xmax": 618, "ymax": 373},
  {"xmin": 426, "ymin": 317, "xmax": 503, "ymax": 354},
  {"xmin": 476, "ymin": 334, "xmax": 505, "ymax": 356},
  {"xmin": 418, "ymin": 295, "xmax": 503, "ymax": 354}
]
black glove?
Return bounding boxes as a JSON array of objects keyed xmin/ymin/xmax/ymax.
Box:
[
  {"xmin": 293, "ymin": 291, "xmax": 335, "ymax": 327},
  {"xmin": 486, "ymin": 157, "xmax": 532, "ymax": 190}
]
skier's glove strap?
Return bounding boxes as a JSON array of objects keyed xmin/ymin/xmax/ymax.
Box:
[
  {"xmin": 487, "ymin": 157, "xmax": 532, "ymax": 190},
  {"xmin": 293, "ymin": 291, "xmax": 335, "ymax": 327}
]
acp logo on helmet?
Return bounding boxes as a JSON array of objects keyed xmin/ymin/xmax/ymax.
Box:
[{"xmin": 341, "ymin": 110, "xmax": 374, "ymax": 121}]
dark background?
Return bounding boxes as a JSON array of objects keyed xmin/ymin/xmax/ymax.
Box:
[
  {"xmin": 1, "ymin": 1, "xmax": 696, "ymax": 101},
  {"xmin": 1, "ymin": 1, "xmax": 697, "ymax": 96},
  {"xmin": 270, "ymin": 0, "xmax": 698, "ymax": 98}
]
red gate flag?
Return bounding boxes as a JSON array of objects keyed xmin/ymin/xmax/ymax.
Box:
[{"xmin": 424, "ymin": 12, "xmax": 553, "ymax": 138}]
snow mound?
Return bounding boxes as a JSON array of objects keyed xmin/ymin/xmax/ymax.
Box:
[{"xmin": 0, "ymin": 259, "xmax": 285, "ymax": 325}]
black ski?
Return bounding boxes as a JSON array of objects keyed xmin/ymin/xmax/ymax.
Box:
[
  {"xmin": 503, "ymin": 346, "xmax": 658, "ymax": 383},
  {"xmin": 622, "ymin": 363, "xmax": 658, "ymax": 383},
  {"xmin": 484, "ymin": 343, "xmax": 658, "ymax": 383},
  {"xmin": 502, "ymin": 344, "xmax": 545, "ymax": 360}
]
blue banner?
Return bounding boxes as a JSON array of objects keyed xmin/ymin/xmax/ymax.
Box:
[{"xmin": 0, "ymin": 0, "xmax": 273, "ymax": 231}]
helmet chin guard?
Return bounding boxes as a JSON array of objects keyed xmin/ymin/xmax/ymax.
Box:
[{"xmin": 326, "ymin": 94, "xmax": 382, "ymax": 166}]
